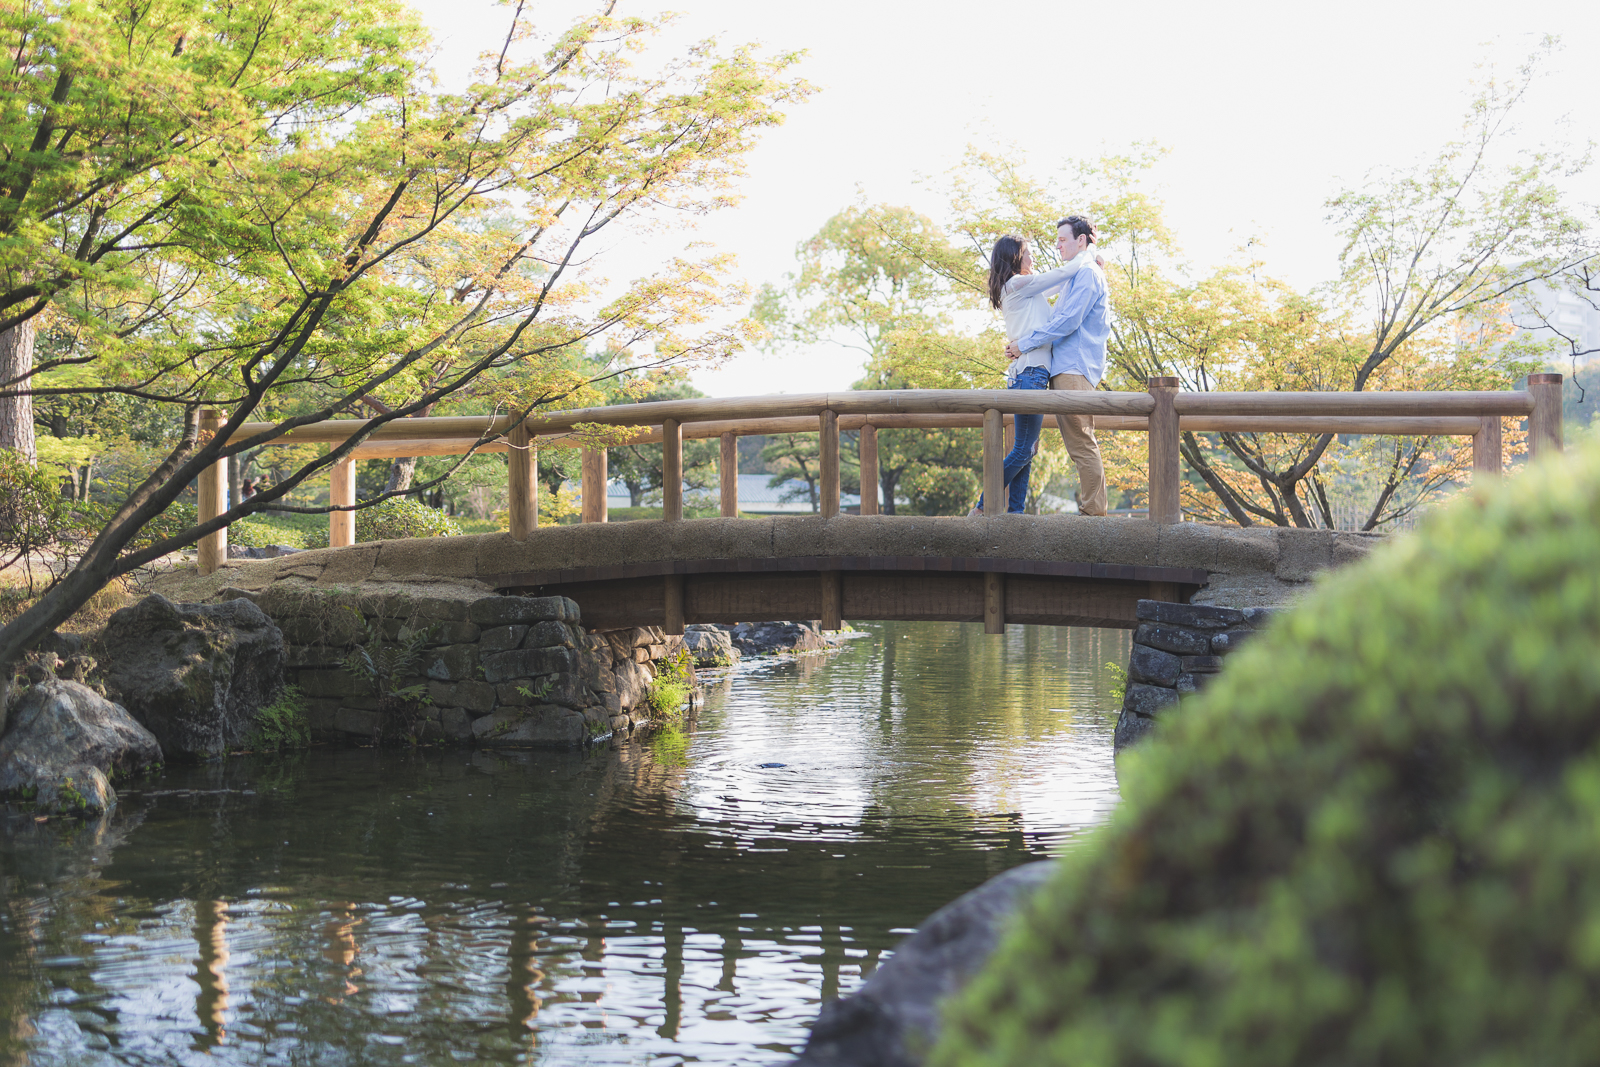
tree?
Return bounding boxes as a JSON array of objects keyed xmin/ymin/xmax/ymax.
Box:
[
  {"xmin": 0, "ymin": 0, "xmax": 806, "ymax": 682},
  {"xmin": 606, "ymin": 378, "xmax": 719, "ymax": 507},
  {"xmin": 0, "ymin": 0, "xmax": 430, "ymax": 458},
  {"xmin": 758, "ymin": 205, "xmax": 992, "ymax": 514},
  {"xmin": 818, "ymin": 43, "xmax": 1594, "ymax": 528},
  {"xmin": 760, "ymin": 432, "xmax": 821, "ymax": 510}
]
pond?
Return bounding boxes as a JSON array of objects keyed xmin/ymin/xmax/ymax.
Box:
[{"xmin": 0, "ymin": 620, "xmax": 1129, "ymax": 1066}]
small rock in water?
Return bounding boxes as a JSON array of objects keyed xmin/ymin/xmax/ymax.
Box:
[{"xmin": 758, "ymin": 762, "xmax": 787, "ymax": 768}]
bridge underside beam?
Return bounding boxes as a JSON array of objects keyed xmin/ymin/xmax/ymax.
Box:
[{"xmin": 496, "ymin": 558, "xmax": 1202, "ymax": 632}]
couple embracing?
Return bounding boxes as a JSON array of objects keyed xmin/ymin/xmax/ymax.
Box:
[{"xmin": 971, "ymin": 214, "xmax": 1110, "ymax": 516}]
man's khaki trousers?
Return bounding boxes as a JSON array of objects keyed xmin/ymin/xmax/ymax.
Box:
[{"xmin": 1050, "ymin": 372, "xmax": 1108, "ymax": 516}]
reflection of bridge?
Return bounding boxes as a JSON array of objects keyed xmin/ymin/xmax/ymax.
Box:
[{"xmin": 200, "ymin": 377, "xmax": 1565, "ymax": 633}]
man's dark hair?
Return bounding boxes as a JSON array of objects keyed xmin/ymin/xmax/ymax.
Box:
[{"xmin": 1056, "ymin": 215, "xmax": 1097, "ymax": 245}]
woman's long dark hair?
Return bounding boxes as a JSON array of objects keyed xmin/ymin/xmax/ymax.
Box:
[{"xmin": 987, "ymin": 235, "xmax": 1026, "ymax": 310}]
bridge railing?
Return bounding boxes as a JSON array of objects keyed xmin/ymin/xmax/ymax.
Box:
[{"xmin": 194, "ymin": 375, "xmax": 1563, "ymax": 573}]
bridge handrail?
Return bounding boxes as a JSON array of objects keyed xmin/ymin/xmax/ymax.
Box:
[
  {"xmin": 230, "ymin": 387, "xmax": 1534, "ymax": 445},
  {"xmin": 194, "ymin": 375, "xmax": 1564, "ymax": 574}
]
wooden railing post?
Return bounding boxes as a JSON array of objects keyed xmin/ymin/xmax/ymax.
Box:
[
  {"xmin": 1528, "ymin": 372, "xmax": 1563, "ymax": 459},
  {"xmin": 581, "ymin": 446, "xmax": 607, "ymax": 523},
  {"xmin": 859, "ymin": 423, "xmax": 879, "ymax": 516},
  {"xmin": 329, "ymin": 454, "xmax": 355, "ymax": 548},
  {"xmin": 982, "ymin": 408, "xmax": 1004, "ymax": 515},
  {"xmin": 819, "ymin": 409, "xmax": 840, "ymax": 518},
  {"xmin": 719, "ymin": 431, "xmax": 739, "ymax": 517},
  {"xmin": 197, "ymin": 408, "xmax": 227, "ymax": 575},
  {"xmin": 662, "ymin": 418, "xmax": 683, "ymax": 521},
  {"xmin": 1472, "ymin": 415, "xmax": 1502, "ymax": 480},
  {"xmin": 1147, "ymin": 377, "xmax": 1181, "ymax": 524},
  {"xmin": 507, "ymin": 422, "xmax": 536, "ymax": 540}
]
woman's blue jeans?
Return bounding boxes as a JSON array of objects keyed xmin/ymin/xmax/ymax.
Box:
[{"xmin": 977, "ymin": 365, "xmax": 1049, "ymax": 514}]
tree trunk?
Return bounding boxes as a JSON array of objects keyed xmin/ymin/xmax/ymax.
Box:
[
  {"xmin": 0, "ymin": 319, "xmax": 36, "ymax": 463},
  {"xmin": 880, "ymin": 470, "xmax": 898, "ymax": 516},
  {"xmin": 385, "ymin": 455, "xmax": 417, "ymax": 494}
]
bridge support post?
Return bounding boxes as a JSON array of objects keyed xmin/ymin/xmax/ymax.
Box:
[
  {"xmin": 330, "ymin": 454, "xmax": 355, "ymax": 548},
  {"xmin": 508, "ymin": 422, "xmax": 536, "ymax": 539},
  {"xmin": 197, "ymin": 408, "xmax": 227, "ymax": 575},
  {"xmin": 663, "ymin": 573, "xmax": 684, "ymax": 635},
  {"xmin": 1529, "ymin": 372, "xmax": 1563, "ymax": 460},
  {"xmin": 821, "ymin": 570, "xmax": 842, "ymax": 630},
  {"xmin": 1472, "ymin": 415, "xmax": 1502, "ymax": 480},
  {"xmin": 720, "ymin": 432, "xmax": 739, "ymax": 517},
  {"xmin": 820, "ymin": 410, "xmax": 840, "ymax": 518},
  {"xmin": 859, "ymin": 424, "xmax": 879, "ymax": 515},
  {"xmin": 984, "ymin": 572, "xmax": 1005, "ymax": 635},
  {"xmin": 982, "ymin": 408, "xmax": 1004, "ymax": 517},
  {"xmin": 581, "ymin": 447, "xmax": 607, "ymax": 523},
  {"xmin": 663, "ymin": 418, "xmax": 683, "ymax": 521},
  {"xmin": 1147, "ymin": 377, "xmax": 1181, "ymax": 524}
]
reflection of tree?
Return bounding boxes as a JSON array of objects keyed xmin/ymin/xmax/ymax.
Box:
[
  {"xmin": 721, "ymin": 622, "xmax": 1127, "ymax": 828},
  {"xmin": 0, "ymin": 624, "xmax": 1126, "ymax": 1062}
]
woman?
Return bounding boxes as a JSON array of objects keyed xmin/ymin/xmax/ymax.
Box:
[{"xmin": 971, "ymin": 234, "xmax": 1098, "ymax": 514}]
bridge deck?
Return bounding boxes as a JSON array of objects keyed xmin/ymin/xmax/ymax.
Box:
[
  {"xmin": 182, "ymin": 515, "xmax": 1377, "ymax": 631},
  {"xmin": 495, "ymin": 554, "xmax": 1206, "ymax": 630}
]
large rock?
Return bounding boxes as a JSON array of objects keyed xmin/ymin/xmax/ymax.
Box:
[
  {"xmin": 720, "ymin": 620, "xmax": 828, "ymax": 657},
  {"xmin": 96, "ymin": 594, "xmax": 286, "ymax": 759},
  {"xmin": 683, "ymin": 624, "xmax": 739, "ymax": 668},
  {"xmin": 0, "ymin": 679, "xmax": 162, "ymax": 814},
  {"xmin": 794, "ymin": 862, "xmax": 1057, "ymax": 1067}
]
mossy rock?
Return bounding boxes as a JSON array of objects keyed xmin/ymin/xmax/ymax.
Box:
[{"xmin": 934, "ymin": 444, "xmax": 1600, "ymax": 1066}]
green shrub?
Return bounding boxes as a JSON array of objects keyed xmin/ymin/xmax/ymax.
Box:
[
  {"xmin": 303, "ymin": 497, "xmax": 460, "ymax": 548},
  {"xmin": 230, "ymin": 517, "xmax": 309, "ymax": 549},
  {"xmin": 646, "ymin": 649, "xmax": 693, "ymax": 718},
  {"xmin": 243, "ymin": 685, "xmax": 311, "ymax": 752},
  {"xmin": 935, "ymin": 443, "xmax": 1600, "ymax": 1067}
]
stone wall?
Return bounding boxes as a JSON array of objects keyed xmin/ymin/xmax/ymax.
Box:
[
  {"xmin": 244, "ymin": 583, "xmax": 685, "ymax": 747},
  {"xmin": 1115, "ymin": 599, "xmax": 1278, "ymax": 752}
]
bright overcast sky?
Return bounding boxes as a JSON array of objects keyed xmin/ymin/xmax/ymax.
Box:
[{"xmin": 405, "ymin": 0, "xmax": 1600, "ymax": 397}]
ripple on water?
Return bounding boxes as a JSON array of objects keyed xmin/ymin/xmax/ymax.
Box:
[{"xmin": 0, "ymin": 621, "xmax": 1127, "ymax": 1066}]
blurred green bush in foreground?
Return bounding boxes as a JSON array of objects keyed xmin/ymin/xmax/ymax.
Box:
[{"xmin": 935, "ymin": 443, "xmax": 1600, "ymax": 1066}]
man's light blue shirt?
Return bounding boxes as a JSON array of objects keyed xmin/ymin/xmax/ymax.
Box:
[{"xmin": 1013, "ymin": 257, "xmax": 1111, "ymax": 385}]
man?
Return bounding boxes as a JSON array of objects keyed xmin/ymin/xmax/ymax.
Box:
[{"xmin": 1004, "ymin": 215, "xmax": 1110, "ymax": 516}]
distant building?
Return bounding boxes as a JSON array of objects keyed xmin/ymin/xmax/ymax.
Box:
[
  {"xmin": 588, "ymin": 473, "xmax": 863, "ymax": 514},
  {"xmin": 1513, "ymin": 279, "xmax": 1600, "ymax": 358}
]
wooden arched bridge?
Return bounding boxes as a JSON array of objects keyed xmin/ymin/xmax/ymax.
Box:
[{"xmin": 196, "ymin": 377, "xmax": 1564, "ymax": 634}]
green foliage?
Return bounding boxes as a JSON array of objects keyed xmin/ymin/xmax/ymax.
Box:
[
  {"xmin": 305, "ymin": 498, "xmax": 460, "ymax": 549},
  {"xmin": 229, "ymin": 516, "xmax": 317, "ymax": 550},
  {"xmin": 56, "ymin": 778, "xmax": 88, "ymax": 813},
  {"xmin": 515, "ymin": 680, "xmax": 552, "ymax": 702},
  {"xmin": 243, "ymin": 686, "xmax": 311, "ymax": 753},
  {"xmin": 341, "ymin": 614, "xmax": 436, "ymax": 744},
  {"xmin": 0, "ymin": 0, "xmax": 808, "ymax": 675},
  {"xmin": 935, "ymin": 441, "xmax": 1600, "ymax": 1066},
  {"xmin": 649, "ymin": 726, "xmax": 692, "ymax": 769},
  {"xmin": 646, "ymin": 649, "xmax": 694, "ymax": 718},
  {"xmin": 605, "ymin": 378, "xmax": 722, "ymax": 506},
  {"xmin": 0, "ymin": 450, "xmax": 74, "ymax": 581},
  {"xmin": 1103, "ymin": 659, "xmax": 1127, "ymax": 703}
]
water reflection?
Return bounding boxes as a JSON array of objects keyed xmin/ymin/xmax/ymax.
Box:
[{"xmin": 0, "ymin": 621, "xmax": 1127, "ymax": 1065}]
